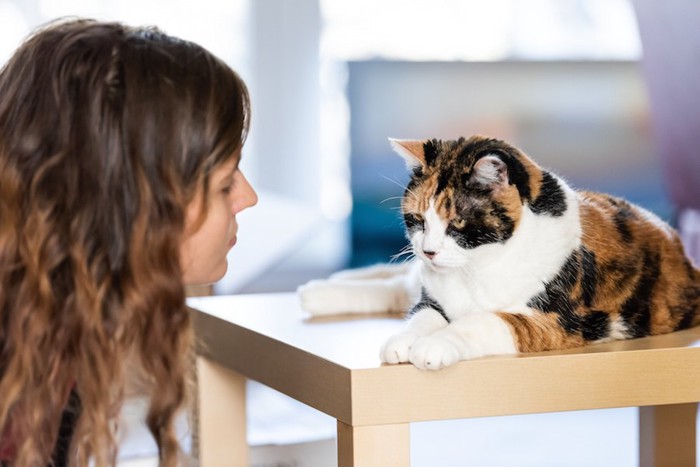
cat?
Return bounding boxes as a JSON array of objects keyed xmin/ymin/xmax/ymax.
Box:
[{"xmin": 298, "ymin": 135, "xmax": 700, "ymax": 370}]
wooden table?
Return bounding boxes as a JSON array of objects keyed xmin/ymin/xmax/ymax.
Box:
[{"xmin": 188, "ymin": 293, "xmax": 700, "ymax": 467}]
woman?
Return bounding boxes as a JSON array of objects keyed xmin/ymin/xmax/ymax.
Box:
[{"xmin": 0, "ymin": 19, "xmax": 257, "ymax": 466}]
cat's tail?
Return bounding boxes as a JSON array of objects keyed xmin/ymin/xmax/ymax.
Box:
[{"xmin": 297, "ymin": 262, "xmax": 421, "ymax": 317}]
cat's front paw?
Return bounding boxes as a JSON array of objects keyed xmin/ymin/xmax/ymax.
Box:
[
  {"xmin": 380, "ymin": 332, "xmax": 420, "ymax": 364},
  {"xmin": 409, "ymin": 335, "xmax": 461, "ymax": 370}
]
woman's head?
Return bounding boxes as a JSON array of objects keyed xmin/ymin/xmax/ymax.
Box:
[{"xmin": 0, "ymin": 18, "xmax": 253, "ymax": 465}]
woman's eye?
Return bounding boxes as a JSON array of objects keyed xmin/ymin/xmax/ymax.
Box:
[{"xmin": 222, "ymin": 185, "xmax": 233, "ymax": 195}]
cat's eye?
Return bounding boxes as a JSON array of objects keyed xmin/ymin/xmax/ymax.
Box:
[
  {"xmin": 452, "ymin": 217, "xmax": 467, "ymax": 229},
  {"xmin": 404, "ymin": 213, "xmax": 424, "ymax": 229}
]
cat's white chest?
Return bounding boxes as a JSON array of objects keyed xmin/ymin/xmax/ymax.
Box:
[{"xmin": 421, "ymin": 267, "xmax": 509, "ymax": 317}]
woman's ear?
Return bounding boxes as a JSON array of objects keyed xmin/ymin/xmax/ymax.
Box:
[
  {"xmin": 389, "ymin": 138, "xmax": 426, "ymax": 168},
  {"xmin": 470, "ymin": 154, "xmax": 508, "ymax": 188}
]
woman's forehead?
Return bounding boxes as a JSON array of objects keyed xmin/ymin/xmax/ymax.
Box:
[{"xmin": 214, "ymin": 150, "xmax": 241, "ymax": 174}]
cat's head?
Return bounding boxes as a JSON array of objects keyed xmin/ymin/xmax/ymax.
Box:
[{"xmin": 391, "ymin": 135, "xmax": 544, "ymax": 270}]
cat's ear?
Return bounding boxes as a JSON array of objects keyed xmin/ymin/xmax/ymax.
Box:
[
  {"xmin": 389, "ymin": 138, "xmax": 426, "ymax": 168},
  {"xmin": 471, "ymin": 155, "xmax": 508, "ymax": 188}
]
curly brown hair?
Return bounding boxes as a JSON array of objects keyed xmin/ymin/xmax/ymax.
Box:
[{"xmin": 0, "ymin": 18, "xmax": 250, "ymax": 466}]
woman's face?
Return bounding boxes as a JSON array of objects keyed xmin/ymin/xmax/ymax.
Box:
[{"xmin": 180, "ymin": 153, "xmax": 258, "ymax": 285}]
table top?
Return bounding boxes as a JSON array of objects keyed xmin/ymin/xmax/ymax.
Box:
[
  {"xmin": 189, "ymin": 293, "xmax": 700, "ymax": 426},
  {"xmin": 189, "ymin": 293, "xmax": 404, "ymax": 369}
]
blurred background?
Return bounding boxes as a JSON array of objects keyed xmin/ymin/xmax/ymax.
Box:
[
  {"xmin": 3, "ymin": 2, "xmax": 699, "ymax": 465},
  {"xmin": 0, "ymin": 0, "xmax": 686, "ymax": 291}
]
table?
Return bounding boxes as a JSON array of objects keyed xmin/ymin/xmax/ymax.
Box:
[{"xmin": 188, "ymin": 293, "xmax": 700, "ymax": 467}]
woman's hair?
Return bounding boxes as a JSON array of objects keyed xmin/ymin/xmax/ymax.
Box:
[{"xmin": 0, "ymin": 18, "xmax": 250, "ymax": 465}]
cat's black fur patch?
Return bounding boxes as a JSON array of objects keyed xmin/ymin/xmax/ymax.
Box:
[
  {"xmin": 580, "ymin": 247, "xmax": 598, "ymax": 308},
  {"xmin": 530, "ymin": 171, "xmax": 567, "ymax": 217},
  {"xmin": 528, "ymin": 250, "xmax": 581, "ymax": 334},
  {"xmin": 620, "ymin": 248, "xmax": 658, "ymax": 337},
  {"xmin": 423, "ymin": 139, "xmax": 440, "ymax": 167},
  {"xmin": 436, "ymin": 169, "xmax": 451, "ymax": 195},
  {"xmin": 495, "ymin": 151, "xmax": 532, "ymax": 202},
  {"xmin": 447, "ymin": 206, "xmax": 515, "ymax": 249},
  {"xmin": 582, "ymin": 311, "xmax": 610, "ymax": 341},
  {"xmin": 614, "ymin": 213, "xmax": 634, "ymax": 243},
  {"xmin": 411, "ymin": 288, "xmax": 450, "ymax": 323},
  {"xmin": 674, "ymin": 286, "xmax": 700, "ymax": 331},
  {"xmin": 493, "ymin": 204, "xmax": 516, "ymax": 230},
  {"xmin": 528, "ymin": 251, "xmax": 579, "ymax": 313},
  {"xmin": 676, "ymin": 303, "xmax": 697, "ymax": 331}
]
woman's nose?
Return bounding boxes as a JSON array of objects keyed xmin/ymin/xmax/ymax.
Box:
[
  {"xmin": 233, "ymin": 171, "xmax": 258, "ymax": 214},
  {"xmin": 242, "ymin": 173, "xmax": 258, "ymax": 208}
]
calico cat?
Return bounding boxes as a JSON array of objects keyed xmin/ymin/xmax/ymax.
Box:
[{"xmin": 298, "ymin": 135, "xmax": 700, "ymax": 370}]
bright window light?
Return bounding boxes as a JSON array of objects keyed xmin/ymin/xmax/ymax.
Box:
[{"xmin": 321, "ymin": 0, "xmax": 641, "ymax": 61}]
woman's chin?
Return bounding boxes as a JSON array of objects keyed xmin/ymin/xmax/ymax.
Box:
[{"xmin": 183, "ymin": 260, "xmax": 228, "ymax": 287}]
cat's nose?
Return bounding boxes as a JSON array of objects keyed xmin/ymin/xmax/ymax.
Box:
[{"xmin": 423, "ymin": 250, "xmax": 436, "ymax": 260}]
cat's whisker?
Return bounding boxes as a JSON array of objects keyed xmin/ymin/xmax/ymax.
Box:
[
  {"xmin": 390, "ymin": 253, "xmax": 415, "ymax": 264},
  {"xmin": 392, "ymin": 251, "xmax": 414, "ymax": 262},
  {"xmin": 403, "ymin": 186, "xmax": 420, "ymax": 198},
  {"xmin": 390, "ymin": 245, "xmax": 415, "ymax": 263},
  {"xmin": 391, "ymin": 246, "xmax": 413, "ymax": 259},
  {"xmin": 380, "ymin": 174, "xmax": 409, "ymax": 191},
  {"xmin": 382, "ymin": 176, "xmax": 419, "ymax": 199},
  {"xmin": 380, "ymin": 196, "xmax": 404, "ymax": 204}
]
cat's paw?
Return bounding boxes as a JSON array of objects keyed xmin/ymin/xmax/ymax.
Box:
[
  {"xmin": 408, "ymin": 335, "xmax": 461, "ymax": 370},
  {"xmin": 380, "ymin": 332, "xmax": 420, "ymax": 364}
]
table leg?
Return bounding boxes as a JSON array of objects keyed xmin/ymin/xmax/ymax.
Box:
[
  {"xmin": 337, "ymin": 420, "xmax": 410, "ymax": 467},
  {"xmin": 639, "ymin": 402, "xmax": 698, "ymax": 467},
  {"xmin": 194, "ymin": 357, "xmax": 248, "ymax": 467}
]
